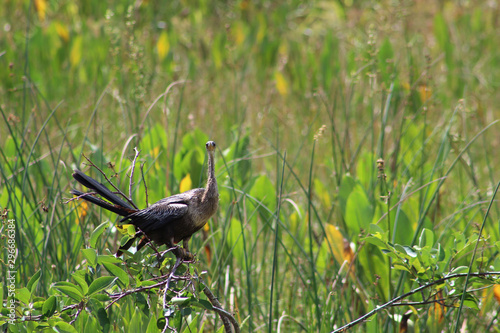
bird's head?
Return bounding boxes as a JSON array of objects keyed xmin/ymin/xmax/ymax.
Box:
[{"xmin": 206, "ymin": 141, "xmax": 216, "ymax": 152}]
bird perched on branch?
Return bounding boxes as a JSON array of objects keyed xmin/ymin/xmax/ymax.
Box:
[{"xmin": 70, "ymin": 141, "xmax": 219, "ymax": 260}]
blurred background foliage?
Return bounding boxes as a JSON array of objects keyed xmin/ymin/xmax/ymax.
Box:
[{"xmin": 1, "ymin": 0, "xmax": 500, "ymax": 332}]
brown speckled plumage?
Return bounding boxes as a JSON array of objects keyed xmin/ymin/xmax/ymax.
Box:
[{"xmin": 71, "ymin": 141, "xmax": 219, "ymax": 260}]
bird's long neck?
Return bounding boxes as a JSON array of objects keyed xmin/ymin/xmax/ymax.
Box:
[{"xmin": 203, "ymin": 151, "xmax": 218, "ymax": 201}]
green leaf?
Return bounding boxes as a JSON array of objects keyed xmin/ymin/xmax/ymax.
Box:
[
  {"xmin": 54, "ymin": 321, "xmax": 78, "ymax": 333},
  {"xmin": 450, "ymin": 266, "xmax": 469, "ymax": 275},
  {"xmin": 146, "ymin": 313, "xmax": 158, "ymax": 333},
  {"xmin": 190, "ymin": 299, "xmax": 213, "ymax": 310},
  {"xmin": 419, "ymin": 228, "xmax": 434, "ymax": 248},
  {"xmin": 96, "ymin": 307, "xmax": 110, "ymax": 333},
  {"xmin": 102, "ymin": 262, "xmax": 129, "ymax": 287},
  {"xmin": 171, "ymin": 297, "xmax": 189, "ymax": 305},
  {"xmin": 97, "ymin": 255, "xmax": 122, "ymax": 265},
  {"xmin": 90, "ymin": 221, "xmax": 109, "ymax": 249},
  {"xmin": 363, "ymin": 235, "xmax": 387, "ymax": 249},
  {"xmin": 82, "ymin": 248, "xmax": 97, "ymax": 267},
  {"xmin": 72, "ymin": 271, "xmax": 89, "ymax": 295},
  {"xmin": 87, "ymin": 277, "xmax": 117, "ymax": 296},
  {"xmin": 52, "ymin": 283, "xmax": 83, "ymax": 302},
  {"xmin": 16, "ymin": 287, "xmax": 33, "ymax": 305},
  {"xmin": 27, "ymin": 270, "xmax": 41, "ymax": 293},
  {"xmin": 249, "ymin": 174, "xmax": 276, "ymax": 222},
  {"xmin": 345, "ymin": 185, "xmax": 373, "ymax": 237},
  {"xmin": 42, "ymin": 296, "xmax": 57, "ymax": 317},
  {"xmin": 402, "ymin": 246, "xmax": 418, "ymax": 258},
  {"xmin": 338, "ymin": 174, "xmax": 356, "ymax": 217}
]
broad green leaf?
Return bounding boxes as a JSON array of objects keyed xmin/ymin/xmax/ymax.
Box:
[
  {"xmin": 72, "ymin": 271, "xmax": 89, "ymax": 295},
  {"xmin": 42, "ymin": 296, "xmax": 57, "ymax": 317},
  {"xmin": 363, "ymin": 235, "xmax": 387, "ymax": 249},
  {"xmin": 338, "ymin": 174, "xmax": 356, "ymax": 218},
  {"xmin": 345, "ymin": 185, "xmax": 373, "ymax": 237},
  {"xmin": 87, "ymin": 277, "xmax": 117, "ymax": 296},
  {"xmin": 222, "ymin": 132, "xmax": 251, "ymax": 186},
  {"xmin": 97, "ymin": 255, "xmax": 122, "ymax": 265},
  {"xmin": 52, "ymin": 283, "xmax": 83, "ymax": 302},
  {"xmin": 249, "ymin": 174, "xmax": 276, "ymax": 222},
  {"xmin": 102, "ymin": 262, "xmax": 129, "ymax": 287},
  {"xmin": 16, "ymin": 288, "xmax": 33, "ymax": 305},
  {"xmin": 227, "ymin": 218, "xmax": 245, "ymax": 265},
  {"xmin": 190, "ymin": 299, "xmax": 213, "ymax": 310},
  {"xmin": 82, "ymin": 248, "xmax": 97, "ymax": 267},
  {"xmin": 55, "ymin": 321, "xmax": 78, "ymax": 333},
  {"xmin": 90, "ymin": 221, "xmax": 109, "ymax": 249},
  {"xmin": 402, "ymin": 246, "xmax": 418, "ymax": 258},
  {"xmin": 450, "ymin": 266, "xmax": 469, "ymax": 275},
  {"xmin": 27, "ymin": 270, "xmax": 41, "ymax": 293},
  {"xmin": 146, "ymin": 313, "xmax": 158, "ymax": 333},
  {"xmin": 97, "ymin": 307, "xmax": 110, "ymax": 333},
  {"xmin": 419, "ymin": 228, "xmax": 434, "ymax": 248}
]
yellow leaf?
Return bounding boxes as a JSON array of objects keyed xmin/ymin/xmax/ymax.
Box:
[
  {"xmin": 325, "ymin": 224, "xmax": 353, "ymax": 266},
  {"xmin": 428, "ymin": 291, "xmax": 444, "ymax": 324},
  {"xmin": 54, "ymin": 22, "xmax": 69, "ymax": 43},
  {"xmin": 150, "ymin": 146, "xmax": 160, "ymax": 159},
  {"xmin": 180, "ymin": 174, "xmax": 192, "ymax": 193},
  {"xmin": 494, "ymin": 285, "xmax": 500, "ymax": 305},
  {"xmin": 70, "ymin": 36, "xmax": 82, "ymax": 68},
  {"xmin": 274, "ymin": 71, "xmax": 289, "ymax": 96},
  {"xmin": 232, "ymin": 22, "xmax": 246, "ymax": 46},
  {"xmin": 72, "ymin": 199, "xmax": 88, "ymax": 225},
  {"xmin": 34, "ymin": 0, "xmax": 47, "ymax": 22},
  {"xmin": 157, "ymin": 31, "xmax": 170, "ymax": 61},
  {"xmin": 418, "ymin": 84, "xmax": 432, "ymax": 103}
]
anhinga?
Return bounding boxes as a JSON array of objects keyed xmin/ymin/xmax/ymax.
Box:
[{"xmin": 70, "ymin": 141, "xmax": 219, "ymax": 260}]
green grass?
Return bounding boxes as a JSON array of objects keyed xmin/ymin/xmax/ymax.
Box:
[{"xmin": 1, "ymin": 0, "xmax": 500, "ymax": 332}]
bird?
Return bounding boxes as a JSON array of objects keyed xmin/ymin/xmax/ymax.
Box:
[{"xmin": 70, "ymin": 141, "xmax": 219, "ymax": 260}]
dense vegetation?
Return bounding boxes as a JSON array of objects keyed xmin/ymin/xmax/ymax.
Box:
[{"xmin": 1, "ymin": 0, "xmax": 500, "ymax": 332}]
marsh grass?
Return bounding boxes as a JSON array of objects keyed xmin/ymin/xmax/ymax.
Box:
[{"xmin": 1, "ymin": 1, "xmax": 500, "ymax": 332}]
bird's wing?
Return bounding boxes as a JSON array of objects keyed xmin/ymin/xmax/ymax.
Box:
[{"xmin": 122, "ymin": 201, "xmax": 189, "ymax": 233}]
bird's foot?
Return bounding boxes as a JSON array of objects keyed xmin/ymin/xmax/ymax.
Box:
[{"xmin": 175, "ymin": 247, "xmax": 195, "ymax": 262}]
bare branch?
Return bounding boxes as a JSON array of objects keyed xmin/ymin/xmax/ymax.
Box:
[
  {"xmin": 140, "ymin": 162, "xmax": 149, "ymax": 207},
  {"xmin": 202, "ymin": 281, "xmax": 240, "ymax": 333},
  {"xmin": 129, "ymin": 147, "xmax": 140, "ymax": 201},
  {"xmin": 82, "ymin": 153, "xmax": 138, "ymax": 209}
]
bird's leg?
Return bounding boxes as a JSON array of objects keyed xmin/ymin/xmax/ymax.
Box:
[{"xmin": 181, "ymin": 237, "xmax": 194, "ymax": 262}]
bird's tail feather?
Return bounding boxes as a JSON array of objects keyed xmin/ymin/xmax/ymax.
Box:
[
  {"xmin": 70, "ymin": 189, "xmax": 134, "ymax": 216},
  {"xmin": 71, "ymin": 169, "xmax": 136, "ymax": 216}
]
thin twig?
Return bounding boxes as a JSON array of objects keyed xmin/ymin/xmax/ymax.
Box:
[
  {"xmin": 140, "ymin": 162, "xmax": 149, "ymax": 206},
  {"xmin": 129, "ymin": 147, "xmax": 140, "ymax": 200},
  {"xmin": 82, "ymin": 153, "xmax": 138, "ymax": 209},
  {"xmin": 332, "ymin": 271, "xmax": 500, "ymax": 332},
  {"xmin": 63, "ymin": 191, "xmax": 99, "ymax": 204}
]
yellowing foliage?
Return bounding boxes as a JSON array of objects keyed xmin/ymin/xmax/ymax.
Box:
[
  {"xmin": 34, "ymin": 0, "xmax": 47, "ymax": 22},
  {"xmin": 232, "ymin": 22, "xmax": 246, "ymax": 46},
  {"xmin": 157, "ymin": 31, "xmax": 170, "ymax": 60},
  {"xmin": 55, "ymin": 22, "xmax": 69, "ymax": 42},
  {"xmin": 74, "ymin": 200, "xmax": 88, "ymax": 224},
  {"xmin": 494, "ymin": 284, "xmax": 500, "ymax": 304},
  {"xmin": 180, "ymin": 173, "xmax": 192, "ymax": 193},
  {"xmin": 418, "ymin": 84, "xmax": 432, "ymax": 103},
  {"xmin": 325, "ymin": 224, "xmax": 353, "ymax": 267},
  {"xmin": 70, "ymin": 36, "xmax": 83, "ymax": 68},
  {"xmin": 274, "ymin": 71, "xmax": 289, "ymax": 96}
]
